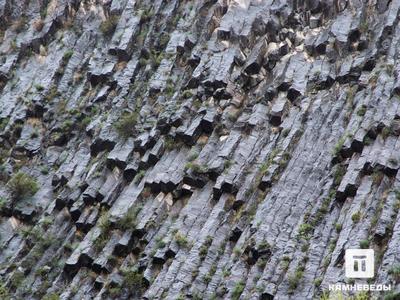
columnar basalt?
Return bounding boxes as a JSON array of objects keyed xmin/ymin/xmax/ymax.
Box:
[{"xmin": 0, "ymin": 0, "xmax": 400, "ymax": 299}]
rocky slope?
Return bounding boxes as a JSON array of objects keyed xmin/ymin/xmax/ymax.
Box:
[{"xmin": 0, "ymin": 0, "xmax": 400, "ymax": 299}]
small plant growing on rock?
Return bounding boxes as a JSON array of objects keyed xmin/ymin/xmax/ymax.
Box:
[
  {"xmin": 257, "ymin": 257, "xmax": 268, "ymax": 268},
  {"xmin": 62, "ymin": 50, "xmax": 74, "ymax": 61},
  {"xmin": 134, "ymin": 170, "xmax": 145, "ymax": 183},
  {"xmin": 357, "ymin": 105, "xmax": 367, "ymax": 116},
  {"xmin": 117, "ymin": 206, "xmax": 141, "ymax": 230},
  {"xmin": 140, "ymin": 8, "xmax": 153, "ymax": 22},
  {"xmin": 0, "ymin": 117, "xmax": 9, "ymax": 132},
  {"xmin": 7, "ymin": 172, "xmax": 39, "ymax": 201},
  {"xmin": 333, "ymin": 164, "xmax": 346, "ymax": 186},
  {"xmin": 121, "ymin": 267, "xmax": 145, "ymax": 291},
  {"xmin": 351, "ymin": 211, "xmax": 361, "ymax": 223},
  {"xmin": 182, "ymin": 90, "xmax": 193, "ymax": 99},
  {"xmin": 100, "ymin": 15, "xmax": 119, "ymax": 37},
  {"xmin": 281, "ymin": 256, "xmax": 291, "ymax": 270},
  {"xmin": 42, "ymin": 293, "xmax": 60, "ymax": 300},
  {"xmin": 372, "ymin": 170, "xmax": 384, "ymax": 184},
  {"xmin": 165, "ymin": 80, "xmax": 175, "ymax": 97},
  {"xmin": 389, "ymin": 265, "xmax": 400, "ymax": 282},
  {"xmin": 35, "ymin": 84, "xmax": 44, "ymax": 92},
  {"xmin": 232, "ymin": 280, "xmax": 245, "ymax": 300},
  {"xmin": 0, "ymin": 197, "xmax": 6, "ymax": 212},
  {"xmin": 359, "ymin": 239, "xmax": 369, "ymax": 249},
  {"xmin": 314, "ymin": 277, "xmax": 322, "ymax": 287},
  {"xmin": 185, "ymin": 162, "xmax": 207, "ymax": 174},
  {"xmin": 287, "ymin": 266, "xmax": 304, "ymax": 293},
  {"xmin": 114, "ymin": 111, "xmax": 138, "ymax": 138},
  {"xmin": 381, "ymin": 127, "xmax": 391, "ymax": 139},
  {"xmin": 298, "ymin": 223, "xmax": 313, "ymax": 240},
  {"xmin": 0, "ymin": 281, "xmax": 9, "ymax": 298},
  {"xmin": 333, "ymin": 136, "xmax": 346, "ymax": 157},
  {"xmin": 335, "ymin": 223, "xmax": 342, "ymax": 233},
  {"xmin": 258, "ymin": 241, "xmax": 270, "ymax": 250},
  {"xmin": 174, "ymin": 232, "xmax": 189, "ymax": 248},
  {"xmin": 199, "ymin": 236, "xmax": 213, "ymax": 259},
  {"xmin": 384, "ymin": 292, "xmax": 400, "ymax": 300}
]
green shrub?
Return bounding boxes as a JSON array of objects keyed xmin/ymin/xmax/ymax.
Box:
[
  {"xmin": 389, "ymin": 265, "xmax": 400, "ymax": 282},
  {"xmin": 10, "ymin": 270, "xmax": 24, "ymax": 289},
  {"xmin": 139, "ymin": 58, "xmax": 147, "ymax": 67},
  {"xmin": 109, "ymin": 287, "xmax": 122, "ymax": 297},
  {"xmin": 117, "ymin": 206, "xmax": 141, "ymax": 231},
  {"xmin": 359, "ymin": 239, "xmax": 369, "ymax": 249},
  {"xmin": 280, "ymin": 152, "xmax": 291, "ymax": 167},
  {"xmin": 351, "ymin": 211, "xmax": 361, "ymax": 223},
  {"xmin": 382, "ymin": 127, "xmax": 391, "ymax": 139},
  {"xmin": 232, "ymin": 280, "xmax": 245, "ymax": 300},
  {"xmin": 222, "ymin": 268, "xmax": 231, "ymax": 278},
  {"xmin": 199, "ymin": 236, "xmax": 213, "ymax": 259},
  {"xmin": 298, "ymin": 223, "xmax": 313, "ymax": 240},
  {"xmin": 61, "ymin": 120, "xmax": 73, "ymax": 132},
  {"xmin": 114, "ymin": 112, "xmax": 138, "ymax": 138},
  {"xmin": 257, "ymin": 257, "xmax": 267, "ymax": 268},
  {"xmin": 372, "ymin": 170, "xmax": 384, "ymax": 184},
  {"xmin": 40, "ymin": 166, "xmax": 49, "ymax": 175},
  {"xmin": 7, "ymin": 172, "xmax": 39, "ymax": 201},
  {"xmin": 93, "ymin": 233, "xmax": 109, "ymax": 252},
  {"xmin": 357, "ymin": 105, "xmax": 367, "ymax": 116},
  {"xmin": 98, "ymin": 210, "xmax": 111, "ymax": 234},
  {"xmin": 333, "ymin": 136, "xmax": 345, "ymax": 157},
  {"xmin": 0, "ymin": 197, "xmax": 6, "ymax": 211},
  {"xmin": 224, "ymin": 160, "xmax": 233, "ymax": 169},
  {"xmin": 0, "ymin": 117, "xmax": 9, "ymax": 131},
  {"xmin": 188, "ymin": 151, "xmax": 199, "ymax": 162},
  {"xmin": 35, "ymin": 84, "xmax": 44, "ymax": 91},
  {"xmin": 314, "ymin": 277, "xmax": 322, "ymax": 287},
  {"xmin": 62, "ymin": 50, "xmax": 73, "ymax": 61},
  {"xmin": 100, "ymin": 15, "xmax": 119, "ymax": 37},
  {"xmin": 159, "ymin": 32, "xmax": 170, "ymax": 48},
  {"xmin": 121, "ymin": 268, "xmax": 144, "ymax": 290},
  {"xmin": 203, "ymin": 273, "xmax": 212, "ymax": 284},
  {"xmin": 185, "ymin": 162, "xmax": 207, "ymax": 174},
  {"xmin": 164, "ymin": 136, "xmax": 176, "ymax": 150},
  {"xmin": 333, "ymin": 164, "xmax": 346, "ymax": 186},
  {"xmin": 140, "ymin": 8, "xmax": 153, "ymax": 22},
  {"xmin": 165, "ymin": 81, "xmax": 174, "ymax": 97},
  {"xmin": 288, "ymin": 268, "xmax": 304, "ymax": 292},
  {"xmin": 281, "ymin": 256, "xmax": 291, "ymax": 270},
  {"xmin": 258, "ymin": 241, "xmax": 270, "ymax": 250},
  {"xmin": 134, "ymin": 170, "xmax": 145, "ymax": 183},
  {"xmin": 182, "ymin": 90, "xmax": 193, "ymax": 99},
  {"xmin": 155, "ymin": 237, "xmax": 166, "ymax": 249},
  {"xmin": 174, "ymin": 232, "xmax": 189, "ymax": 248},
  {"xmin": 384, "ymin": 292, "xmax": 400, "ymax": 300},
  {"xmin": 42, "ymin": 293, "xmax": 60, "ymax": 300},
  {"xmin": 281, "ymin": 128, "xmax": 290, "ymax": 137},
  {"xmin": 233, "ymin": 247, "xmax": 241, "ymax": 258},
  {"xmin": 0, "ymin": 281, "xmax": 9, "ymax": 298}
]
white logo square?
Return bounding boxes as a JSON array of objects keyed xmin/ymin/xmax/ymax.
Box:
[{"xmin": 345, "ymin": 249, "xmax": 374, "ymax": 278}]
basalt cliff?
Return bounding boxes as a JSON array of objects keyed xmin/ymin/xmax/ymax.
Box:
[{"xmin": 0, "ymin": 0, "xmax": 400, "ymax": 299}]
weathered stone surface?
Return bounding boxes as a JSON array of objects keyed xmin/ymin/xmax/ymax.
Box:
[{"xmin": 2, "ymin": 1, "xmax": 400, "ymax": 300}]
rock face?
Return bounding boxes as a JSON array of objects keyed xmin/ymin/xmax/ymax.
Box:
[{"xmin": 1, "ymin": 0, "xmax": 400, "ymax": 299}]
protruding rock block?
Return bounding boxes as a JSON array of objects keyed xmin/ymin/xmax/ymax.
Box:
[{"xmin": 269, "ymin": 97, "xmax": 287, "ymax": 126}]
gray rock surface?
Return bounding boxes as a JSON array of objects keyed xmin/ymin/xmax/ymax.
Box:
[{"xmin": 0, "ymin": 1, "xmax": 400, "ymax": 299}]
